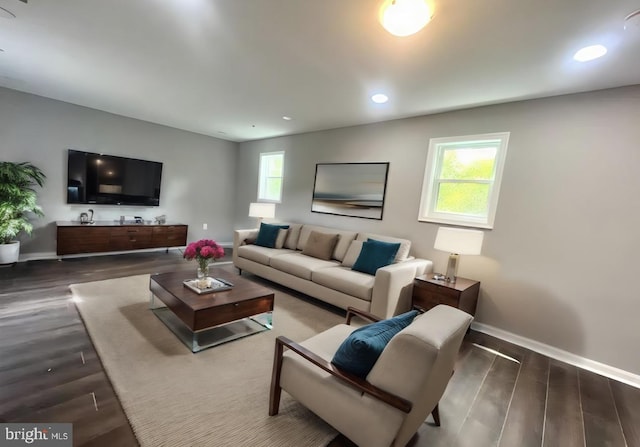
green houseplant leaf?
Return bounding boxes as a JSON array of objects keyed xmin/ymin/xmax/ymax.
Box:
[{"xmin": 0, "ymin": 162, "xmax": 46, "ymax": 244}]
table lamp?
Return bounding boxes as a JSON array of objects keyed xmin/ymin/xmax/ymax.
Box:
[
  {"xmin": 433, "ymin": 227, "xmax": 484, "ymax": 283},
  {"xmin": 249, "ymin": 202, "xmax": 276, "ymax": 226}
]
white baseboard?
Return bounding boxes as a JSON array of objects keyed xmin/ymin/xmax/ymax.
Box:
[{"xmin": 471, "ymin": 321, "xmax": 640, "ymax": 389}]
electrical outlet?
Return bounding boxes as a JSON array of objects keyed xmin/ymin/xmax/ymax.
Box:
[{"xmin": 202, "ymin": 223, "xmax": 208, "ymax": 230}]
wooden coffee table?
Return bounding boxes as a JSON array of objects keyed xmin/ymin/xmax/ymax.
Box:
[{"xmin": 149, "ymin": 268, "xmax": 274, "ymax": 352}]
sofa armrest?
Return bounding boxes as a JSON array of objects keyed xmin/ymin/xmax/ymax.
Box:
[
  {"xmin": 233, "ymin": 229, "xmax": 259, "ymax": 263},
  {"xmin": 370, "ymin": 259, "xmax": 433, "ymax": 319}
]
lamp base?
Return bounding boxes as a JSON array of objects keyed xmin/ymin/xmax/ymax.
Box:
[{"xmin": 444, "ymin": 253, "xmax": 459, "ymax": 283}]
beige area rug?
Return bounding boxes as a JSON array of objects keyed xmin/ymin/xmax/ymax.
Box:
[{"xmin": 70, "ymin": 274, "xmax": 344, "ymax": 447}]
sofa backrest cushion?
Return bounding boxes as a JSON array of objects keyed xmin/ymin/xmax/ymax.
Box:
[
  {"xmin": 301, "ymin": 231, "xmax": 340, "ymax": 260},
  {"xmin": 297, "ymin": 225, "xmax": 357, "ymax": 261},
  {"xmin": 283, "ymin": 224, "xmax": 303, "ymax": 250},
  {"xmin": 341, "ymin": 240, "xmax": 363, "ymax": 268},
  {"xmin": 356, "ymin": 232, "xmax": 411, "ymax": 262},
  {"xmin": 275, "ymin": 228, "xmax": 288, "ymax": 249}
]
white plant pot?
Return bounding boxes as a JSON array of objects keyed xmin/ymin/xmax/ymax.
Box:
[{"xmin": 0, "ymin": 241, "xmax": 20, "ymax": 264}]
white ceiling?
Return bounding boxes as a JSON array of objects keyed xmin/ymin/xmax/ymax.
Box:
[{"xmin": 0, "ymin": 0, "xmax": 639, "ymax": 142}]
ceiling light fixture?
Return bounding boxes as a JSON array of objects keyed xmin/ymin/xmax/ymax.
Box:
[
  {"xmin": 282, "ymin": 116, "xmax": 292, "ymax": 121},
  {"xmin": 371, "ymin": 93, "xmax": 389, "ymax": 104},
  {"xmin": 624, "ymin": 9, "xmax": 640, "ymax": 32},
  {"xmin": 573, "ymin": 44, "xmax": 607, "ymax": 62},
  {"xmin": 380, "ymin": 0, "xmax": 432, "ymax": 37},
  {"xmin": 0, "ymin": 6, "xmax": 17, "ymax": 19}
]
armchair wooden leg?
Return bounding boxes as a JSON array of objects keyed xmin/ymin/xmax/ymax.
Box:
[
  {"xmin": 269, "ymin": 338, "xmax": 284, "ymax": 416},
  {"xmin": 431, "ymin": 404, "xmax": 441, "ymax": 427}
]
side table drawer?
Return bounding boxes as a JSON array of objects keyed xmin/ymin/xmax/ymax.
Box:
[
  {"xmin": 413, "ymin": 287, "xmax": 459, "ymax": 309},
  {"xmin": 412, "ymin": 275, "xmax": 480, "ymax": 318}
]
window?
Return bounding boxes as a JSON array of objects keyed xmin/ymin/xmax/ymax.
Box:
[
  {"xmin": 258, "ymin": 151, "xmax": 284, "ymax": 202},
  {"xmin": 418, "ymin": 132, "xmax": 509, "ymax": 229}
]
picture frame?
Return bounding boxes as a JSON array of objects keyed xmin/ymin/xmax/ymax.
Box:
[{"xmin": 311, "ymin": 162, "xmax": 390, "ymax": 220}]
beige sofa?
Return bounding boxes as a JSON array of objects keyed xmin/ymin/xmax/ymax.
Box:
[{"xmin": 233, "ymin": 223, "xmax": 432, "ymax": 318}]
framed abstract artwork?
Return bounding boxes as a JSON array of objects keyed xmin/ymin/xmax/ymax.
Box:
[{"xmin": 311, "ymin": 162, "xmax": 390, "ymax": 220}]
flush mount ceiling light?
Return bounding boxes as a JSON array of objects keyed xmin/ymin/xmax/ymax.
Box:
[
  {"xmin": 282, "ymin": 116, "xmax": 292, "ymax": 121},
  {"xmin": 573, "ymin": 44, "xmax": 607, "ymax": 62},
  {"xmin": 380, "ymin": 0, "xmax": 432, "ymax": 37},
  {"xmin": 0, "ymin": 6, "xmax": 17, "ymax": 19},
  {"xmin": 624, "ymin": 9, "xmax": 640, "ymax": 32},
  {"xmin": 371, "ymin": 93, "xmax": 389, "ymax": 104}
]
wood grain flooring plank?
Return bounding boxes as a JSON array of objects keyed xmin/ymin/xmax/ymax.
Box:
[
  {"xmin": 579, "ymin": 369, "xmax": 626, "ymax": 447},
  {"xmin": 415, "ymin": 346, "xmax": 497, "ymax": 447},
  {"xmin": 498, "ymin": 351, "xmax": 549, "ymax": 447},
  {"xmin": 78, "ymin": 424, "xmax": 139, "ymax": 447},
  {"xmin": 456, "ymin": 354, "xmax": 520, "ymax": 446},
  {"xmin": 543, "ymin": 360, "xmax": 585, "ymax": 447},
  {"xmin": 610, "ymin": 380, "xmax": 640, "ymax": 447},
  {"xmin": 1, "ymin": 371, "xmax": 109, "ymax": 420}
]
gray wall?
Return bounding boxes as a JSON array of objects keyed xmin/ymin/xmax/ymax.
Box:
[
  {"xmin": 235, "ymin": 85, "xmax": 640, "ymax": 376},
  {"xmin": 0, "ymin": 87, "xmax": 237, "ymax": 254}
]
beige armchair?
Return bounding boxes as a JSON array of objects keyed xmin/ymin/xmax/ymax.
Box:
[{"xmin": 269, "ymin": 305, "xmax": 473, "ymax": 447}]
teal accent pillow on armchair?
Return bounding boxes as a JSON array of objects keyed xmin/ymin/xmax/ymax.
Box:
[
  {"xmin": 255, "ymin": 223, "xmax": 290, "ymax": 248},
  {"xmin": 331, "ymin": 310, "xmax": 419, "ymax": 378},
  {"xmin": 351, "ymin": 238, "xmax": 401, "ymax": 275}
]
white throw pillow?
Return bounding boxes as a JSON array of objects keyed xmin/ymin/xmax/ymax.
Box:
[{"xmin": 341, "ymin": 240, "xmax": 364, "ymax": 268}]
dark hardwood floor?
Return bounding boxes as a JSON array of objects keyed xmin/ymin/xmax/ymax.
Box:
[{"xmin": 1, "ymin": 251, "xmax": 639, "ymax": 447}]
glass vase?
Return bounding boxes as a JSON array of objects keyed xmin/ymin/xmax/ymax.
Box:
[{"xmin": 196, "ymin": 262, "xmax": 210, "ymax": 289}]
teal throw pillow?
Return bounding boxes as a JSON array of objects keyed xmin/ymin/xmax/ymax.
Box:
[
  {"xmin": 331, "ymin": 310, "xmax": 419, "ymax": 378},
  {"xmin": 255, "ymin": 223, "xmax": 290, "ymax": 248},
  {"xmin": 351, "ymin": 238, "xmax": 401, "ymax": 275}
]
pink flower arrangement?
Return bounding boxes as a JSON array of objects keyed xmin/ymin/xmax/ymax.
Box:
[{"xmin": 183, "ymin": 239, "xmax": 225, "ymax": 271}]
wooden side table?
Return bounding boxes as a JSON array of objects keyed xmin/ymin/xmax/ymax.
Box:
[{"xmin": 412, "ymin": 275, "xmax": 480, "ymax": 317}]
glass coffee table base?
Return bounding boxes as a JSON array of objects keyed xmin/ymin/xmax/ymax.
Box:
[{"xmin": 151, "ymin": 307, "xmax": 273, "ymax": 353}]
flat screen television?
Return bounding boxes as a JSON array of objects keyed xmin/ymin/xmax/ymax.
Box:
[{"xmin": 67, "ymin": 149, "xmax": 163, "ymax": 206}]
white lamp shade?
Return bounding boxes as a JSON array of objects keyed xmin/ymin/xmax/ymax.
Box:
[
  {"xmin": 434, "ymin": 227, "xmax": 483, "ymax": 255},
  {"xmin": 248, "ymin": 202, "xmax": 275, "ymax": 219}
]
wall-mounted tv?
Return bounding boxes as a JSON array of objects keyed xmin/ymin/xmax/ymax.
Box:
[{"xmin": 67, "ymin": 149, "xmax": 163, "ymax": 206}]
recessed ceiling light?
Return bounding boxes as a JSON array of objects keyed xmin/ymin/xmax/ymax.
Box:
[
  {"xmin": 282, "ymin": 116, "xmax": 292, "ymax": 121},
  {"xmin": 573, "ymin": 44, "xmax": 607, "ymax": 62},
  {"xmin": 0, "ymin": 6, "xmax": 17, "ymax": 19},
  {"xmin": 371, "ymin": 93, "xmax": 389, "ymax": 104}
]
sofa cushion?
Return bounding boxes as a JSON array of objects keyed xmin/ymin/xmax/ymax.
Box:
[
  {"xmin": 256, "ymin": 223, "xmax": 290, "ymax": 248},
  {"xmin": 270, "ymin": 253, "xmax": 340, "ymax": 280},
  {"xmin": 331, "ymin": 310, "xmax": 419, "ymax": 378},
  {"xmin": 284, "ymin": 224, "xmax": 303, "ymax": 249},
  {"xmin": 356, "ymin": 232, "xmax": 411, "ymax": 262},
  {"xmin": 312, "ymin": 266, "xmax": 374, "ymax": 301},
  {"xmin": 275, "ymin": 228, "xmax": 288, "ymax": 249},
  {"xmin": 236, "ymin": 245, "xmax": 294, "ymax": 265},
  {"xmin": 352, "ymin": 239, "xmax": 401, "ymax": 276},
  {"xmin": 297, "ymin": 225, "xmax": 357, "ymax": 261},
  {"xmin": 302, "ymin": 231, "xmax": 340, "ymax": 260},
  {"xmin": 341, "ymin": 240, "xmax": 363, "ymax": 268}
]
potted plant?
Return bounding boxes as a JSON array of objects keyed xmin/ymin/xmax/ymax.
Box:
[{"xmin": 0, "ymin": 162, "xmax": 46, "ymax": 264}]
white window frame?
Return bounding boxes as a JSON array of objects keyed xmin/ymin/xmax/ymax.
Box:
[
  {"xmin": 257, "ymin": 151, "xmax": 285, "ymax": 203},
  {"xmin": 418, "ymin": 132, "xmax": 510, "ymax": 229}
]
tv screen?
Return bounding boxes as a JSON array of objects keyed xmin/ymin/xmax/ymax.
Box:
[{"xmin": 67, "ymin": 149, "xmax": 163, "ymax": 206}]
